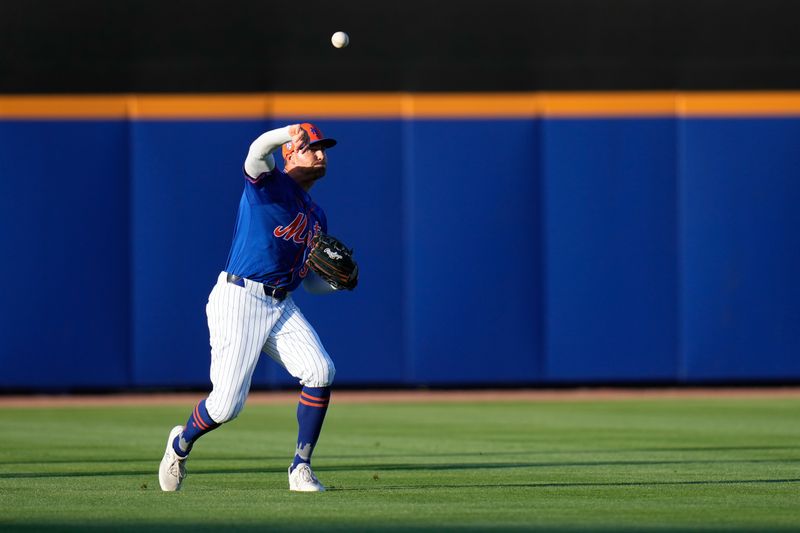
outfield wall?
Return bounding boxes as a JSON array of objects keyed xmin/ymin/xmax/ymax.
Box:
[{"xmin": 1, "ymin": 94, "xmax": 799, "ymax": 389}]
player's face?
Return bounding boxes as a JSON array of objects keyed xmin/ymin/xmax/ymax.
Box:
[{"xmin": 291, "ymin": 144, "xmax": 327, "ymax": 178}]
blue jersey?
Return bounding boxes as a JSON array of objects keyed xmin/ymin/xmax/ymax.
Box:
[{"xmin": 225, "ymin": 169, "xmax": 327, "ymax": 291}]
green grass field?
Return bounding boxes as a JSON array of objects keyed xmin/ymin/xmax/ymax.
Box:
[{"xmin": 1, "ymin": 396, "xmax": 799, "ymax": 532}]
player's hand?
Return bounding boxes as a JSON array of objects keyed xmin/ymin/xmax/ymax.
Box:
[{"xmin": 287, "ymin": 124, "xmax": 310, "ymax": 154}]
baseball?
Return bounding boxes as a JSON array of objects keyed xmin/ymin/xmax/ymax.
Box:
[{"xmin": 331, "ymin": 31, "xmax": 349, "ymax": 49}]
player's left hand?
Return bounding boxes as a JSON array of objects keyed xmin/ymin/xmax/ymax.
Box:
[{"xmin": 306, "ymin": 233, "xmax": 359, "ymax": 291}]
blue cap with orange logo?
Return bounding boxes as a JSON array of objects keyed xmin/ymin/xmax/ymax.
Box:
[{"xmin": 282, "ymin": 122, "xmax": 337, "ymax": 159}]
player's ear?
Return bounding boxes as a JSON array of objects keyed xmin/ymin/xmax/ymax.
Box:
[{"xmin": 284, "ymin": 151, "xmax": 294, "ymax": 167}]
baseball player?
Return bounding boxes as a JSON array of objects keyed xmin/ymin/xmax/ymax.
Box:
[{"xmin": 158, "ymin": 122, "xmax": 356, "ymax": 492}]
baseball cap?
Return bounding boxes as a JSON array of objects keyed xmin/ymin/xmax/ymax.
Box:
[{"xmin": 282, "ymin": 122, "xmax": 337, "ymax": 159}]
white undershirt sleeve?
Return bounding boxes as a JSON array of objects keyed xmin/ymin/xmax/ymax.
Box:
[
  {"xmin": 302, "ymin": 270, "xmax": 337, "ymax": 295},
  {"xmin": 243, "ymin": 126, "xmax": 292, "ymax": 179}
]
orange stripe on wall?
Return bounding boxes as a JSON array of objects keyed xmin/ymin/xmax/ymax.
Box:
[
  {"xmin": 406, "ymin": 93, "xmax": 543, "ymax": 117},
  {"xmin": 0, "ymin": 95, "xmax": 130, "ymax": 118},
  {"xmin": 131, "ymin": 95, "xmax": 272, "ymax": 119},
  {"xmin": 2, "ymin": 93, "xmax": 800, "ymax": 119},
  {"xmin": 540, "ymin": 92, "xmax": 678, "ymax": 117},
  {"xmin": 272, "ymin": 93, "xmax": 405, "ymax": 118},
  {"xmin": 677, "ymin": 92, "xmax": 800, "ymax": 116}
]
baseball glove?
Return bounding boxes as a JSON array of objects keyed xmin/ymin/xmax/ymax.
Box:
[{"xmin": 306, "ymin": 233, "xmax": 359, "ymax": 290}]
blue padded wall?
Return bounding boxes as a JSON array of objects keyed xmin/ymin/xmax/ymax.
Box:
[
  {"xmin": 542, "ymin": 119, "xmax": 679, "ymax": 382},
  {"xmin": 679, "ymin": 118, "xmax": 800, "ymax": 381},
  {"xmin": 1, "ymin": 115, "xmax": 799, "ymax": 390},
  {"xmin": 0, "ymin": 121, "xmax": 130, "ymax": 388},
  {"xmin": 406, "ymin": 120, "xmax": 542, "ymax": 384}
]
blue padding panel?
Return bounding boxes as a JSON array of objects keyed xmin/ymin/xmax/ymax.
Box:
[
  {"xmin": 543, "ymin": 119, "xmax": 679, "ymax": 382},
  {"xmin": 0, "ymin": 121, "xmax": 130, "ymax": 388},
  {"xmin": 680, "ymin": 118, "xmax": 800, "ymax": 381},
  {"xmin": 407, "ymin": 120, "xmax": 542, "ymax": 384},
  {"xmin": 130, "ymin": 121, "xmax": 269, "ymax": 387}
]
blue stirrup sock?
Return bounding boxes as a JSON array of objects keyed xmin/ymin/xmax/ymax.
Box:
[
  {"xmin": 290, "ymin": 386, "xmax": 331, "ymax": 472},
  {"xmin": 172, "ymin": 399, "xmax": 220, "ymax": 458}
]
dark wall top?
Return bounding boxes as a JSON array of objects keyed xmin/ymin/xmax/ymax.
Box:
[{"xmin": 1, "ymin": 0, "xmax": 799, "ymax": 92}]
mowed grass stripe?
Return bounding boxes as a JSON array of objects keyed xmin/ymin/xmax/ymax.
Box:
[{"xmin": 0, "ymin": 399, "xmax": 798, "ymax": 532}]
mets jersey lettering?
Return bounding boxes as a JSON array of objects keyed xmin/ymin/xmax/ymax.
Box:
[
  {"xmin": 274, "ymin": 213, "xmax": 322, "ymax": 247},
  {"xmin": 225, "ymin": 169, "xmax": 328, "ymax": 289}
]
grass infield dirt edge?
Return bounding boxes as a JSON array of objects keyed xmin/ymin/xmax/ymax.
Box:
[{"xmin": 2, "ymin": 387, "xmax": 800, "ymax": 408}]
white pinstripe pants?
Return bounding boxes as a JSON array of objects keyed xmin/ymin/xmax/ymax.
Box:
[{"xmin": 204, "ymin": 272, "xmax": 335, "ymax": 423}]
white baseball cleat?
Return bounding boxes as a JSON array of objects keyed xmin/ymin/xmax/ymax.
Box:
[
  {"xmin": 288, "ymin": 463, "xmax": 326, "ymax": 492},
  {"xmin": 158, "ymin": 425, "xmax": 187, "ymax": 491}
]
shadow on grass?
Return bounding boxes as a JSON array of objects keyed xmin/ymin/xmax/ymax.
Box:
[
  {"xmin": 330, "ymin": 478, "xmax": 800, "ymax": 491},
  {"xmin": 1, "ymin": 523, "xmax": 799, "ymax": 533},
  {"xmin": 0, "ymin": 444, "xmax": 796, "ymax": 467},
  {"xmin": 317, "ymin": 457, "xmax": 800, "ymax": 473},
  {"xmin": 0, "ymin": 456, "xmax": 289, "ymax": 466},
  {"xmin": 1, "ymin": 457, "xmax": 799, "ymax": 480}
]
